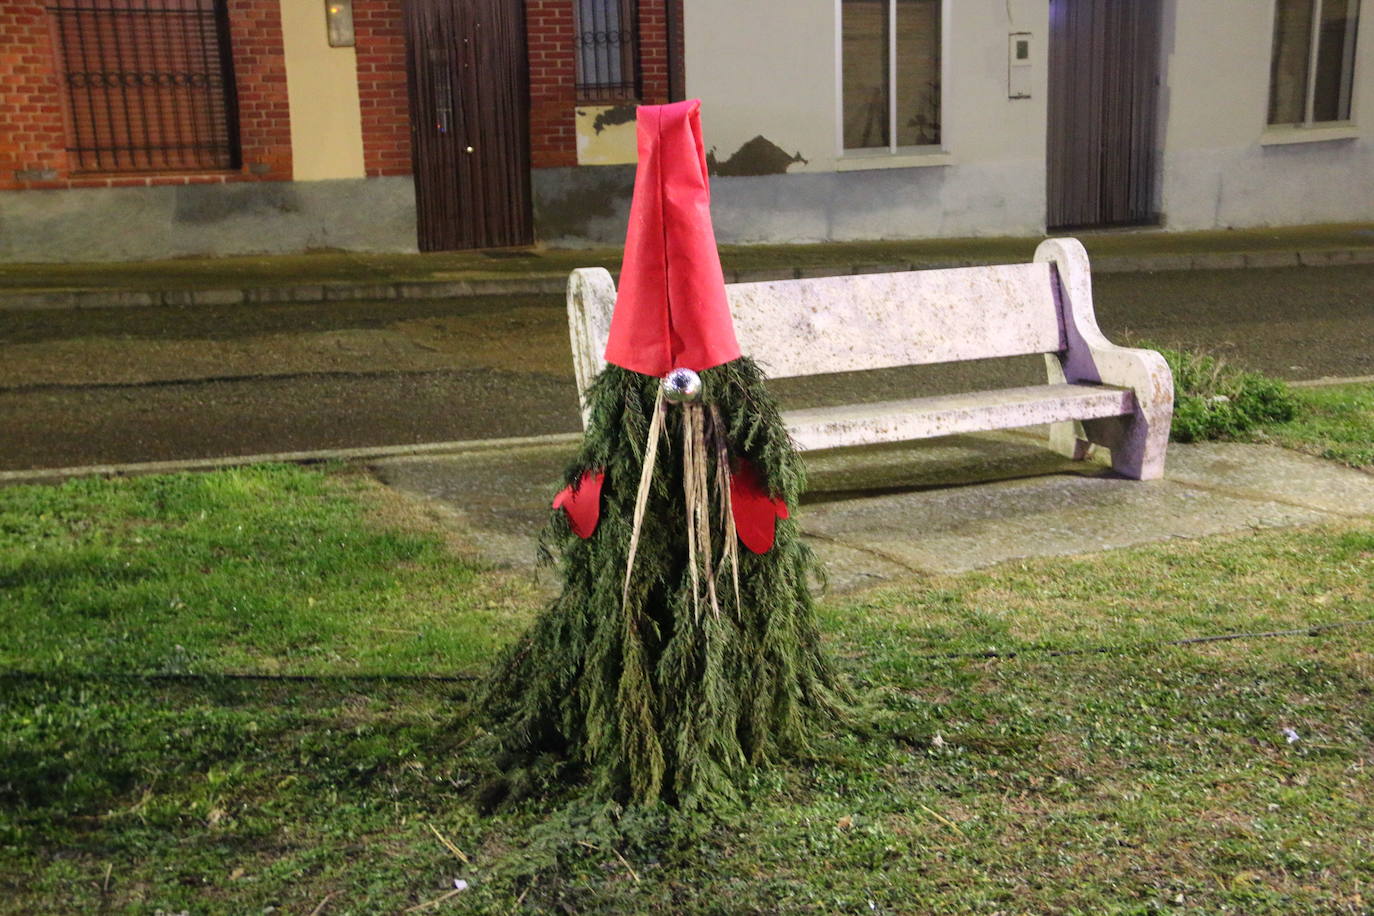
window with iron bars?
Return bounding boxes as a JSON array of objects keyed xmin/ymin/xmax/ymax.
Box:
[
  {"xmin": 48, "ymin": 0, "xmax": 242, "ymax": 173},
  {"xmin": 574, "ymin": 0, "xmax": 640, "ymax": 101}
]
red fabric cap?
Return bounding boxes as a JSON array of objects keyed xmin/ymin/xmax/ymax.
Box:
[
  {"xmin": 604, "ymin": 100, "xmax": 741, "ymax": 377},
  {"xmin": 553, "ymin": 470, "xmax": 605, "ymax": 539}
]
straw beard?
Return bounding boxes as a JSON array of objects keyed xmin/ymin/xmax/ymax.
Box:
[{"xmin": 623, "ymin": 380, "xmax": 740, "ymax": 627}]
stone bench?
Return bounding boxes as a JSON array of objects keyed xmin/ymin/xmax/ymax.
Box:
[{"xmin": 566, "ymin": 238, "xmax": 1173, "ymax": 480}]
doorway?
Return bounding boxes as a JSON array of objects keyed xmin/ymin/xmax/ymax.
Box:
[
  {"xmin": 1046, "ymin": 0, "xmax": 1162, "ymax": 230},
  {"xmin": 403, "ymin": 0, "xmax": 533, "ymax": 250}
]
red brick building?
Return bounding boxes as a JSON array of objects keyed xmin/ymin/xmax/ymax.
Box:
[
  {"xmin": 0, "ymin": 0, "xmax": 683, "ymax": 261},
  {"xmin": 1, "ymin": 0, "xmax": 292, "ymax": 190}
]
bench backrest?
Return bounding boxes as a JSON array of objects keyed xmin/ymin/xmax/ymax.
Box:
[
  {"xmin": 728, "ymin": 263, "xmax": 1064, "ymax": 378},
  {"xmin": 567, "ymin": 257, "xmax": 1069, "ymax": 401}
]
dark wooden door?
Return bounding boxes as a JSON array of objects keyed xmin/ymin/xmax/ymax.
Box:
[
  {"xmin": 1047, "ymin": 0, "xmax": 1161, "ymax": 230},
  {"xmin": 404, "ymin": 0, "xmax": 532, "ymax": 250}
]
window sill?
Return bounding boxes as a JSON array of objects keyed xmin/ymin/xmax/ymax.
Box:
[
  {"xmin": 835, "ymin": 149, "xmax": 952, "ymax": 171},
  {"xmin": 1259, "ymin": 124, "xmax": 1360, "ymax": 146}
]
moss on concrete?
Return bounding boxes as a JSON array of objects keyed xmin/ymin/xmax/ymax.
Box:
[{"xmin": 3, "ymin": 223, "xmax": 1372, "ymax": 295}]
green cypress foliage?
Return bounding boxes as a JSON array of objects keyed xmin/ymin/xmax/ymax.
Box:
[{"xmin": 477, "ymin": 357, "xmax": 846, "ymax": 808}]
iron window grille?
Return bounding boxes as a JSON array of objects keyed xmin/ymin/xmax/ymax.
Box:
[
  {"xmin": 574, "ymin": 0, "xmax": 641, "ymax": 101},
  {"xmin": 48, "ymin": 0, "xmax": 242, "ymax": 173}
]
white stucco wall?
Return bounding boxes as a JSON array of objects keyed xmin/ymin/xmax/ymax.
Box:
[
  {"xmin": 685, "ymin": 1, "xmax": 835, "ymax": 174},
  {"xmin": 684, "ymin": 0, "xmax": 1050, "ymax": 242},
  {"xmin": 1158, "ymin": 0, "xmax": 1374, "ymax": 229},
  {"xmin": 685, "ymin": 0, "xmax": 1373, "ymax": 241}
]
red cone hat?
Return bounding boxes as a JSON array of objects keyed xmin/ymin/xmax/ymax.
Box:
[{"xmin": 604, "ymin": 99, "xmax": 740, "ymax": 377}]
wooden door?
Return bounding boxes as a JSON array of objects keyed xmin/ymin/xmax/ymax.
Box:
[
  {"xmin": 1047, "ymin": 0, "xmax": 1161, "ymax": 230},
  {"xmin": 404, "ymin": 0, "xmax": 532, "ymax": 250}
]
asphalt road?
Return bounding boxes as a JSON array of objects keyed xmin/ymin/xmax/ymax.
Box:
[{"xmin": 2, "ymin": 264, "xmax": 1372, "ymax": 472}]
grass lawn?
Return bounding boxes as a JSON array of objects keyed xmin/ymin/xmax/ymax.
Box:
[
  {"xmin": 3, "ymin": 464, "xmax": 1373, "ymax": 914},
  {"xmin": 1259, "ymin": 383, "xmax": 1374, "ymax": 469}
]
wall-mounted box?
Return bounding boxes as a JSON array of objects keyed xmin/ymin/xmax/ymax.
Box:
[
  {"xmin": 1009, "ymin": 32, "xmax": 1032, "ymax": 99},
  {"xmin": 326, "ymin": 0, "xmax": 354, "ymax": 47}
]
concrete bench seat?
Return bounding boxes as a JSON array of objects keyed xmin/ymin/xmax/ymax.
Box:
[
  {"xmin": 783, "ymin": 383, "xmax": 1137, "ymax": 452},
  {"xmin": 566, "ymin": 237, "xmax": 1174, "ymax": 479}
]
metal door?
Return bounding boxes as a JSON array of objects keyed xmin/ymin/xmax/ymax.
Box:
[
  {"xmin": 404, "ymin": 0, "xmax": 532, "ymax": 250},
  {"xmin": 1047, "ymin": 0, "xmax": 1161, "ymax": 230}
]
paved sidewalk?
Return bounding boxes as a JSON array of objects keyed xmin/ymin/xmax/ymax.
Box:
[
  {"xmin": 372, "ymin": 433, "xmax": 1374, "ymax": 594},
  {"xmin": 3, "ymin": 222, "xmax": 1373, "ymax": 311}
]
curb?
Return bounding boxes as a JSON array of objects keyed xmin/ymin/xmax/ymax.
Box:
[
  {"xmin": 5, "ymin": 374, "xmax": 1371, "ymax": 486},
  {"xmin": 4, "ymin": 247, "xmax": 1373, "ymax": 312},
  {"xmin": 0, "ymin": 432, "xmax": 583, "ymax": 487},
  {"xmin": 1290, "ymin": 374, "xmax": 1374, "ymax": 388},
  {"xmin": 0, "ymin": 274, "xmax": 570, "ymax": 312}
]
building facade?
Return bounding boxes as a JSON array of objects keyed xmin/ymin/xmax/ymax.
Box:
[
  {"xmin": 0, "ymin": 0, "xmax": 681, "ymax": 260},
  {"xmin": 685, "ymin": 0, "xmax": 1372, "ymax": 244},
  {"xmin": 0, "ymin": 0, "xmax": 1368, "ymax": 262}
]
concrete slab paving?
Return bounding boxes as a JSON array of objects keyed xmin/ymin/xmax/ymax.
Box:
[
  {"xmin": 1164, "ymin": 442, "xmax": 1374, "ymax": 517},
  {"xmin": 371, "ymin": 434, "xmax": 1374, "ymax": 594},
  {"xmin": 801, "ymin": 469, "xmax": 1327, "ymax": 578},
  {"xmin": 373, "ymin": 444, "xmax": 572, "ymax": 570}
]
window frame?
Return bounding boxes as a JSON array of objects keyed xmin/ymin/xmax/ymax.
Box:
[
  {"xmin": 572, "ymin": 0, "xmax": 642, "ymax": 103},
  {"xmin": 834, "ymin": 0, "xmax": 949, "ymax": 161},
  {"xmin": 49, "ymin": 0, "xmax": 242, "ymax": 175},
  {"xmin": 1266, "ymin": 0, "xmax": 1361, "ymax": 128}
]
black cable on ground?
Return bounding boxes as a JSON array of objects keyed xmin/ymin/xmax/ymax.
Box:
[
  {"xmin": 912, "ymin": 618, "xmax": 1374, "ymax": 661},
  {"xmin": 0, "ymin": 670, "xmax": 476, "ymax": 684},
  {"xmin": 0, "ymin": 619, "xmax": 1369, "ymax": 685}
]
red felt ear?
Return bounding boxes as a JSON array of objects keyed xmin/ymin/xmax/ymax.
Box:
[
  {"xmin": 729, "ymin": 459, "xmax": 789, "ymax": 554},
  {"xmin": 553, "ymin": 470, "xmax": 605, "ymax": 539}
]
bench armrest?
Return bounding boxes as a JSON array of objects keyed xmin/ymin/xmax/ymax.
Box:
[
  {"xmin": 1034, "ymin": 238, "xmax": 1174, "ymax": 479},
  {"xmin": 567, "ymin": 266, "xmax": 617, "ymax": 425}
]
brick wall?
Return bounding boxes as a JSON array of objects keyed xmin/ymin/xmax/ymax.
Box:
[
  {"xmin": 0, "ymin": 0, "xmax": 291, "ymax": 191},
  {"xmin": 0, "ymin": 1, "xmax": 70, "ymax": 190},
  {"xmin": 525, "ymin": 0, "xmax": 681, "ymax": 169},
  {"xmin": 526, "ymin": 0, "xmax": 577, "ymax": 168},
  {"xmin": 225, "ymin": 0, "xmax": 292, "ymax": 181},
  {"xmin": 4, "ymin": 0, "xmax": 685, "ymax": 194},
  {"xmin": 638, "ymin": 0, "xmax": 675, "ymax": 107},
  {"xmin": 355, "ymin": 0, "xmax": 412, "ymax": 176}
]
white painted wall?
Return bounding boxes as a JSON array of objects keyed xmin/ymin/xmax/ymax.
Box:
[
  {"xmin": 279, "ymin": 0, "xmax": 366, "ymax": 181},
  {"xmin": 1158, "ymin": 0, "xmax": 1374, "ymax": 229},
  {"xmin": 684, "ymin": 0, "xmax": 1050, "ymax": 242},
  {"xmin": 684, "ymin": 0, "xmax": 1373, "ymax": 241},
  {"xmin": 683, "ymin": 0, "xmax": 835, "ymax": 173}
]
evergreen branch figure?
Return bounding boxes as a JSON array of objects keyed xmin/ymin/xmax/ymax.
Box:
[{"xmin": 476, "ymin": 101, "xmax": 846, "ymax": 809}]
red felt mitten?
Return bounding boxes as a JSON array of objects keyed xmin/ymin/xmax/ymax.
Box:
[
  {"xmin": 553, "ymin": 470, "xmax": 605, "ymax": 539},
  {"xmin": 729, "ymin": 459, "xmax": 789, "ymax": 554}
]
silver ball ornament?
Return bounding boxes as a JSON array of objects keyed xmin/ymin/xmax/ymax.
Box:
[{"xmin": 661, "ymin": 367, "xmax": 702, "ymax": 403}]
